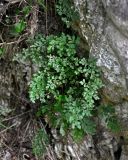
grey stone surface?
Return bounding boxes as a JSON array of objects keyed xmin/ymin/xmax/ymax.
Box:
[
  {"xmin": 73, "ymin": 0, "xmax": 128, "ymax": 103},
  {"xmin": 0, "ymin": 59, "xmax": 32, "ymax": 111},
  {"xmin": 70, "ymin": 0, "xmax": 128, "ymax": 159}
]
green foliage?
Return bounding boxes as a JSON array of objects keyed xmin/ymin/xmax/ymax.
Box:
[
  {"xmin": 0, "ymin": 47, "xmax": 5, "ymax": 57},
  {"xmin": 29, "ymin": 72, "xmax": 46, "ymax": 102},
  {"xmin": 10, "ymin": 5, "xmax": 31, "ymax": 36},
  {"xmin": 56, "ymin": 0, "xmax": 79, "ymax": 27},
  {"xmin": 22, "ymin": 6, "xmax": 31, "ymax": 16},
  {"xmin": 37, "ymin": 0, "xmax": 46, "ymax": 9},
  {"xmin": 98, "ymin": 105, "xmax": 121, "ymax": 132},
  {"xmin": 20, "ymin": 33, "xmax": 120, "ymax": 141},
  {"xmin": 71, "ymin": 128, "xmax": 85, "ymax": 142},
  {"xmin": 32, "ymin": 128, "xmax": 49, "ymax": 157},
  {"xmin": 21, "ymin": 33, "xmax": 103, "ymax": 140},
  {"xmin": 12, "ymin": 20, "xmax": 26, "ymax": 35},
  {"xmin": 20, "ymin": 35, "xmax": 46, "ymax": 65}
]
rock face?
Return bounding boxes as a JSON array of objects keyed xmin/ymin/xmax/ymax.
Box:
[
  {"xmin": 0, "ymin": 56, "xmax": 32, "ymax": 120},
  {"xmin": 74, "ymin": 0, "xmax": 128, "ymax": 103},
  {"xmin": 1, "ymin": 1, "xmax": 128, "ymax": 159},
  {"xmin": 69, "ymin": 0, "xmax": 128, "ymax": 159}
]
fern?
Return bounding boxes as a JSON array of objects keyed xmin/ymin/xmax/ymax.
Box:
[
  {"xmin": 98, "ymin": 105, "xmax": 121, "ymax": 132},
  {"xmin": 17, "ymin": 33, "xmax": 121, "ymax": 142},
  {"xmin": 32, "ymin": 129, "xmax": 49, "ymax": 158},
  {"xmin": 56, "ymin": 0, "xmax": 79, "ymax": 27},
  {"xmin": 20, "ymin": 33, "xmax": 103, "ymax": 140}
]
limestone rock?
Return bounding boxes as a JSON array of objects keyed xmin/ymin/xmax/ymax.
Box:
[
  {"xmin": 69, "ymin": 0, "xmax": 128, "ymax": 159},
  {"xmin": 73, "ymin": 0, "xmax": 128, "ymax": 103}
]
